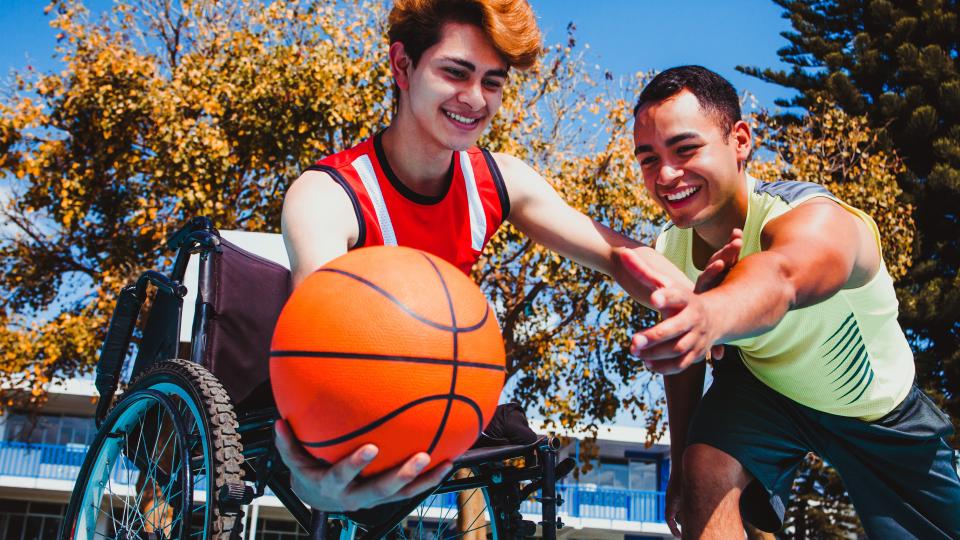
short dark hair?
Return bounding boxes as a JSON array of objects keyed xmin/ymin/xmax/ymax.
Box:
[{"xmin": 633, "ymin": 66, "xmax": 741, "ymax": 138}]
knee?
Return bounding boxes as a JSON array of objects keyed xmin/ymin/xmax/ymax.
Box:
[{"xmin": 682, "ymin": 443, "xmax": 751, "ymax": 493}]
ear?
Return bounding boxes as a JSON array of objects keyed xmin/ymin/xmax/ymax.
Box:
[
  {"xmin": 389, "ymin": 41, "xmax": 413, "ymax": 91},
  {"xmin": 732, "ymin": 119, "xmax": 752, "ymax": 164}
]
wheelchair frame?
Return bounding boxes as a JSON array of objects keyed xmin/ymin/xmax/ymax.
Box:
[{"xmin": 81, "ymin": 217, "xmax": 568, "ymax": 539}]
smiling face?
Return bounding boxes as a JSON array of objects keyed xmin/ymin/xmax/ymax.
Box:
[
  {"xmin": 392, "ymin": 22, "xmax": 508, "ymax": 152},
  {"xmin": 633, "ymin": 89, "xmax": 752, "ymax": 236}
]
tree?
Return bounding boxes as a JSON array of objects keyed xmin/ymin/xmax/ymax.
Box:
[
  {"xmin": 739, "ymin": 0, "xmax": 960, "ymax": 435},
  {"xmin": 0, "ymin": 1, "xmax": 667, "ymax": 438}
]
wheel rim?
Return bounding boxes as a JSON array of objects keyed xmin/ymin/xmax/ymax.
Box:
[{"xmin": 72, "ymin": 390, "xmax": 193, "ymax": 540}]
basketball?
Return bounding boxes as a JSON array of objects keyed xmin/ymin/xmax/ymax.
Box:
[{"xmin": 269, "ymin": 246, "xmax": 506, "ymax": 476}]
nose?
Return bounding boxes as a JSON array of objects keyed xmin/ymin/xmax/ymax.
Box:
[
  {"xmin": 458, "ymin": 82, "xmax": 485, "ymax": 111},
  {"xmin": 658, "ymin": 163, "xmax": 683, "ymax": 185}
]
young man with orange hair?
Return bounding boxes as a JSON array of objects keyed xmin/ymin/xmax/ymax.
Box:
[{"xmin": 276, "ymin": 0, "xmax": 738, "ymax": 513}]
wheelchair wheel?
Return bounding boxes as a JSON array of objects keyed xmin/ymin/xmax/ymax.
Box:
[
  {"xmin": 339, "ymin": 469, "xmax": 506, "ymax": 540},
  {"xmin": 400, "ymin": 483, "xmax": 503, "ymax": 539},
  {"xmin": 61, "ymin": 360, "xmax": 245, "ymax": 540}
]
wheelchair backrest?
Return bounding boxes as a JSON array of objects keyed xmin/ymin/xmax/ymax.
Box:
[{"xmin": 197, "ymin": 235, "xmax": 292, "ymax": 410}]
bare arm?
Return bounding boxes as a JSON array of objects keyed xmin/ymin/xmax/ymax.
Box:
[
  {"xmin": 494, "ymin": 152, "xmax": 694, "ymax": 306},
  {"xmin": 278, "ymin": 171, "xmax": 450, "ymax": 510},
  {"xmin": 630, "ymin": 198, "xmax": 881, "ymax": 374},
  {"xmin": 281, "ymin": 170, "xmax": 358, "ymax": 288},
  {"xmin": 699, "ymin": 199, "xmax": 878, "ymax": 341}
]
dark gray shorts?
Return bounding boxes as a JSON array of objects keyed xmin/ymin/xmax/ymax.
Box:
[{"xmin": 688, "ymin": 353, "xmax": 960, "ymax": 538}]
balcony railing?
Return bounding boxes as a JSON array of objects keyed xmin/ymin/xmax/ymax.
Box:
[
  {"xmin": 0, "ymin": 441, "xmax": 666, "ymax": 523},
  {"xmin": 521, "ymin": 485, "xmax": 666, "ymax": 522},
  {"xmin": 0, "ymin": 441, "xmax": 87, "ymax": 482}
]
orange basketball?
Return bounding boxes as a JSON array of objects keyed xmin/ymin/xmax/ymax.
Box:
[{"xmin": 270, "ymin": 246, "xmax": 506, "ymax": 476}]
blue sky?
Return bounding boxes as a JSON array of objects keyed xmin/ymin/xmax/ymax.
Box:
[
  {"xmin": 530, "ymin": 0, "xmax": 798, "ymax": 109},
  {"xmin": 1, "ymin": 0, "xmax": 797, "ymax": 109}
]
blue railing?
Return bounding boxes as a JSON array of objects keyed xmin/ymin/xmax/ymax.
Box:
[
  {"xmin": 414, "ymin": 485, "xmax": 665, "ymax": 523},
  {"xmin": 0, "ymin": 441, "xmax": 665, "ymax": 523},
  {"xmin": 520, "ymin": 485, "xmax": 666, "ymax": 522},
  {"xmin": 0, "ymin": 441, "xmax": 88, "ymax": 481},
  {"xmin": 0, "ymin": 441, "xmax": 210, "ymax": 490}
]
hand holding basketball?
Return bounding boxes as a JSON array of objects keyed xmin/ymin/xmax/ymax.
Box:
[
  {"xmin": 273, "ymin": 418, "xmax": 453, "ymax": 512},
  {"xmin": 271, "ymin": 246, "xmax": 506, "ymax": 476}
]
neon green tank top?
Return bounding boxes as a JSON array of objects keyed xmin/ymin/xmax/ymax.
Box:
[{"xmin": 655, "ymin": 176, "xmax": 914, "ymax": 420}]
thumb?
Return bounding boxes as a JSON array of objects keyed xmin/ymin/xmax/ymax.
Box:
[
  {"xmin": 650, "ymin": 287, "xmax": 690, "ymax": 312},
  {"xmin": 695, "ymin": 259, "xmax": 727, "ymax": 293}
]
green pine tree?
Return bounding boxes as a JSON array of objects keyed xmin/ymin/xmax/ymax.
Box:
[{"xmin": 739, "ymin": 0, "xmax": 960, "ymax": 437}]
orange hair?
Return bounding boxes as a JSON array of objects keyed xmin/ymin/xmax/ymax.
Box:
[{"xmin": 388, "ymin": 0, "xmax": 542, "ymax": 71}]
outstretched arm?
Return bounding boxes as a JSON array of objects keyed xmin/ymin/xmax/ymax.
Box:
[
  {"xmin": 494, "ymin": 153, "xmax": 739, "ymax": 307},
  {"xmin": 627, "ymin": 198, "xmax": 880, "ymax": 374}
]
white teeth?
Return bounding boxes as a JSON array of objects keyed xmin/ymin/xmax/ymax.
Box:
[
  {"xmin": 665, "ymin": 187, "xmax": 699, "ymax": 201},
  {"xmin": 445, "ymin": 111, "xmax": 479, "ymax": 125}
]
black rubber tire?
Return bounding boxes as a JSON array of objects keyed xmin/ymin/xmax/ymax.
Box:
[{"xmin": 60, "ymin": 359, "xmax": 245, "ymax": 540}]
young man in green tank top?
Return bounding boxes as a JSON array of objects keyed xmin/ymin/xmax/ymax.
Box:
[{"xmin": 623, "ymin": 66, "xmax": 960, "ymax": 539}]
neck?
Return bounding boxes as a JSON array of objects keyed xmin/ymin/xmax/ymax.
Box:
[
  {"xmin": 381, "ymin": 112, "xmax": 455, "ymax": 198},
  {"xmin": 692, "ymin": 173, "xmax": 749, "ymax": 257}
]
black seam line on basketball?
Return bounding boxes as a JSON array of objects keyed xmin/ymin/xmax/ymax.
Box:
[
  {"xmin": 315, "ymin": 268, "xmax": 490, "ymax": 333},
  {"xmin": 422, "ymin": 252, "xmax": 463, "ymax": 454},
  {"xmin": 269, "ymin": 351, "xmax": 505, "ymax": 372},
  {"xmin": 297, "ymin": 394, "xmax": 483, "ymax": 448}
]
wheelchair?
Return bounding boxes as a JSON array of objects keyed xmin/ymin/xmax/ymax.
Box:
[{"xmin": 59, "ymin": 217, "xmax": 573, "ymax": 540}]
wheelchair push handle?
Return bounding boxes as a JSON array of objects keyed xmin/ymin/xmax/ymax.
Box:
[{"xmin": 165, "ymin": 216, "xmax": 217, "ymax": 251}]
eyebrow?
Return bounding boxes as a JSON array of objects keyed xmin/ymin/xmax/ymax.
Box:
[
  {"xmin": 634, "ymin": 132, "xmax": 701, "ymax": 155},
  {"xmin": 440, "ymin": 56, "xmax": 509, "ymax": 79}
]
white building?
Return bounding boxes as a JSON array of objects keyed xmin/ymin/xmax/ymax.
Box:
[{"xmin": 0, "ymin": 381, "xmax": 673, "ymax": 539}]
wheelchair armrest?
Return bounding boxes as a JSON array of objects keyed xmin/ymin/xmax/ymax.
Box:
[{"xmin": 453, "ymin": 435, "xmax": 548, "ymax": 469}]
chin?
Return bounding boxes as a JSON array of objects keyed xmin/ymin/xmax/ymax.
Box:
[{"xmin": 440, "ymin": 131, "xmax": 481, "ymax": 152}]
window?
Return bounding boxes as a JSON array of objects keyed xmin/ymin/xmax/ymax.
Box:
[
  {"xmin": 578, "ymin": 457, "xmax": 662, "ymax": 491},
  {"xmin": 629, "ymin": 460, "xmax": 658, "ymax": 492},
  {"xmin": 2, "ymin": 414, "xmax": 96, "ymax": 446},
  {"xmin": 579, "ymin": 460, "xmax": 630, "ymax": 489},
  {"xmin": 0, "ymin": 499, "xmax": 64, "ymax": 540}
]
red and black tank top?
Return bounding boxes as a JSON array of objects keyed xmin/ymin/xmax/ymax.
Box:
[{"xmin": 306, "ymin": 132, "xmax": 510, "ymax": 275}]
